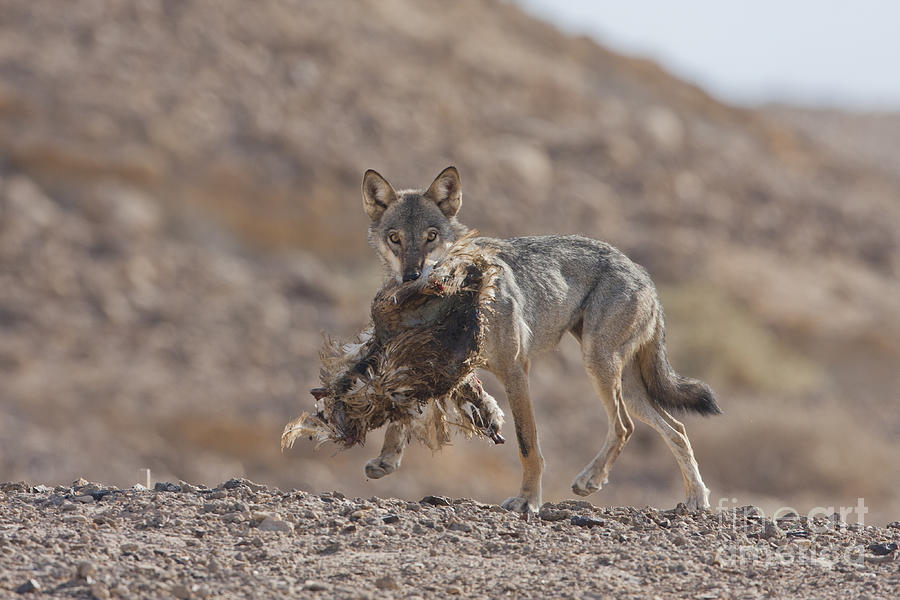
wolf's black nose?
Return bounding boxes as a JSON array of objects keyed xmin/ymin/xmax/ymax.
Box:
[{"xmin": 403, "ymin": 270, "xmax": 421, "ymax": 282}]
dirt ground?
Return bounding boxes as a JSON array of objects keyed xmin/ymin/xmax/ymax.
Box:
[{"xmin": 1, "ymin": 479, "xmax": 897, "ymax": 599}]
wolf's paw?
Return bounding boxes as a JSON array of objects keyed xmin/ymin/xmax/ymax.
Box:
[
  {"xmin": 501, "ymin": 495, "xmax": 539, "ymax": 516},
  {"xmin": 364, "ymin": 457, "xmax": 399, "ymax": 479},
  {"xmin": 571, "ymin": 473, "xmax": 608, "ymax": 497},
  {"xmin": 685, "ymin": 490, "xmax": 711, "ymax": 511}
]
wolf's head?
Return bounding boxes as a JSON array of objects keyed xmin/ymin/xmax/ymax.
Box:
[{"xmin": 363, "ymin": 166, "xmax": 469, "ymax": 283}]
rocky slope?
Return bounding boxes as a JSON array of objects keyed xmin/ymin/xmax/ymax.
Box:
[{"xmin": 2, "ymin": 479, "xmax": 899, "ymax": 599}]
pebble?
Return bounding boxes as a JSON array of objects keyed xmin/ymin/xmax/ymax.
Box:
[
  {"xmin": 303, "ymin": 580, "xmax": 330, "ymax": 591},
  {"xmin": 62, "ymin": 515, "xmax": 90, "ymax": 525},
  {"xmin": 374, "ymin": 576, "xmax": 399, "ymax": 590},
  {"xmin": 318, "ymin": 542, "xmax": 341, "ymax": 555},
  {"xmin": 382, "ymin": 514, "xmax": 400, "ymax": 524},
  {"xmin": 571, "ymin": 515, "xmax": 605, "ymax": 528},
  {"xmin": 171, "ymin": 583, "xmax": 193, "ymax": 599},
  {"xmin": 421, "ymin": 495, "xmax": 451, "ymax": 507},
  {"xmin": 154, "ymin": 482, "xmax": 182, "ymax": 493},
  {"xmin": 90, "ymin": 583, "xmax": 111, "ymax": 600},
  {"xmin": 15, "ymin": 579, "xmax": 40, "ymax": 594},
  {"xmin": 77, "ymin": 560, "xmax": 97, "ymax": 579},
  {"xmin": 538, "ymin": 507, "xmax": 571, "ymax": 522},
  {"xmin": 867, "ymin": 542, "xmax": 897, "ymax": 556},
  {"xmin": 257, "ymin": 517, "xmax": 293, "ymax": 533},
  {"xmin": 759, "ymin": 520, "xmax": 784, "ymax": 540}
]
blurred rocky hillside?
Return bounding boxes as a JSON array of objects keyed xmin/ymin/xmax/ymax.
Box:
[{"xmin": 1, "ymin": 1, "xmax": 898, "ymax": 521}]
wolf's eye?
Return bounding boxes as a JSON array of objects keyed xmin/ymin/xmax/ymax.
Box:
[
  {"xmin": 426, "ymin": 230, "xmax": 438, "ymax": 242},
  {"xmin": 388, "ymin": 232, "xmax": 400, "ymax": 245}
]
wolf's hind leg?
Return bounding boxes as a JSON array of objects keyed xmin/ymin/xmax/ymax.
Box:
[
  {"xmin": 365, "ymin": 422, "xmax": 407, "ymax": 479},
  {"xmin": 622, "ymin": 362, "xmax": 710, "ymax": 509},
  {"xmin": 571, "ymin": 356, "xmax": 634, "ymax": 496}
]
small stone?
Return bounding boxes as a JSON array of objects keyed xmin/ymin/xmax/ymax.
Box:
[
  {"xmin": 571, "ymin": 515, "xmax": 605, "ymax": 528},
  {"xmin": 251, "ymin": 511, "xmax": 276, "ymax": 523},
  {"xmin": 154, "ymin": 482, "xmax": 182, "ymax": 493},
  {"xmin": 15, "ymin": 579, "xmax": 40, "ymax": 594},
  {"xmin": 90, "ymin": 490, "xmax": 112, "ymax": 502},
  {"xmin": 886, "ymin": 521, "xmax": 900, "ymax": 530},
  {"xmin": 31, "ymin": 485, "xmax": 51, "ymax": 494},
  {"xmin": 90, "ymin": 583, "xmax": 111, "ymax": 600},
  {"xmin": 382, "ymin": 514, "xmax": 400, "ymax": 524},
  {"xmin": 374, "ymin": 576, "xmax": 398, "ymax": 590},
  {"xmin": 74, "ymin": 494, "xmax": 95, "ymax": 503},
  {"xmin": 220, "ymin": 512, "xmax": 244, "ymax": 524},
  {"xmin": 303, "ymin": 580, "xmax": 330, "ymax": 591},
  {"xmin": 759, "ymin": 520, "xmax": 784, "ymax": 540},
  {"xmin": 447, "ymin": 586, "xmax": 462, "ymax": 595},
  {"xmin": 867, "ymin": 542, "xmax": 898, "ymax": 556},
  {"xmin": 673, "ymin": 535, "xmax": 689, "ymax": 547},
  {"xmin": 318, "ymin": 541, "xmax": 341, "ymax": 555},
  {"xmin": 120, "ymin": 543, "xmax": 139, "ymax": 553},
  {"xmin": 673, "ymin": 502, "xmax": 688, "ymax": 516},
  {"xmin": 171, "ymin": 584, "xmax": 193, "ymax": 599},
  {"xmin": 257, "ymin": 517, "xmax": 293, "ymax": 533},
  {"xmin": 421, "ymin": 495, "xmax": 451, "ymax": 506},
  {"xmin": 447, "ymin": 521, "xmax": 473, "ymax": 533},
  {"xmin": 62, "ymin": 515, "xmax": 90, "ymax": 525},
  {"xmin": 77, "ymin": 561, "xmax": 97, "ymax": 579},
  {"xmin": 538, "ymin": 507, "xmax": 571, "ymax": 522}
]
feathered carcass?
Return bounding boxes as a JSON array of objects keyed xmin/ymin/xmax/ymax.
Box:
[{"xmin": 281, "ymin": 232, "xmax": 505, "ymax": 453}]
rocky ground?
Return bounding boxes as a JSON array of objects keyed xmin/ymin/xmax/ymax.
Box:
[
  {"xmin": 1, "ymin": 479, "xmax": 898, "ymax": 599},
  {"xmin": 2, "ymin": 0, "xmax": 900, "ymax": 543}
]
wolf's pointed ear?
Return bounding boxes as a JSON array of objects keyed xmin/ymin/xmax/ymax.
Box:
[
  {"xmin": 425, "ymin": 166, "xmax": 462, "ymax": 218},
  {"xmin": 362, "ymin": 169, "xmax": 398, "ymax": 221}
]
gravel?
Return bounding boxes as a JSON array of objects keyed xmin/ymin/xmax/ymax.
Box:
[{"xmin": 1, "ymin": 479, "xmax": 898, "ymax": 599}]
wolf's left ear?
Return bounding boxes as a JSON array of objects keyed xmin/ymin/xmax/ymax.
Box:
[
  {"xmin": 362, "ymin": 169, "xmax": 398, "ymax": 221},
  {"xmin": 425, "ymin": 166, "xmax": 462, "ymax": 218}
]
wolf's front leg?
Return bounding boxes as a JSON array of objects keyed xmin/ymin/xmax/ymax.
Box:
[
  {"xmin": 365, "ymin": 422, "xmax": 407, "ymax": 479},
  {"xmin": 498, "ymin": 366, "xmax": 544, "ymax": 515}
]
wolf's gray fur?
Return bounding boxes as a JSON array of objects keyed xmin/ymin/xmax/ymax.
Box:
[{"xmin": 361, "ymin": 166, "xmax": 721, "ymax": 515}]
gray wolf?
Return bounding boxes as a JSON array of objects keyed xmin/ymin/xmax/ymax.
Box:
[{"xmin": 361, "ymin": 166, "xmax": 721, "ymax": 515}]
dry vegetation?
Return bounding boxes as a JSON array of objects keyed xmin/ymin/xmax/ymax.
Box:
[{"xmin": 1, "ymin": 0, "xmax": 898, "ymax": 527}]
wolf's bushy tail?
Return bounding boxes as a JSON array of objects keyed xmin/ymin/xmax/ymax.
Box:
[{"xmin": 636, "ymin": 316, "xmax": 721, "ymax": 416}]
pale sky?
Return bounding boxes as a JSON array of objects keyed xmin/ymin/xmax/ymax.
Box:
[{"xmin": 518, "ymin": 0, "xmax": 900, "ymax": 110}]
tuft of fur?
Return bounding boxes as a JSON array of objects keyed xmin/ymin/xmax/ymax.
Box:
[
  {"xmin": 637, "ymin": 317, "xmax": 722, "ymax": 416},
  {"xmin": 281, "ymin": 232, "xmax": 505, "ymax": 453}
]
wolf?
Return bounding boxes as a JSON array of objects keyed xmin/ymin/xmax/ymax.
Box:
[{"xmin": 360, "ymin": 166, "xmax": 721, "ymax": 515}]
